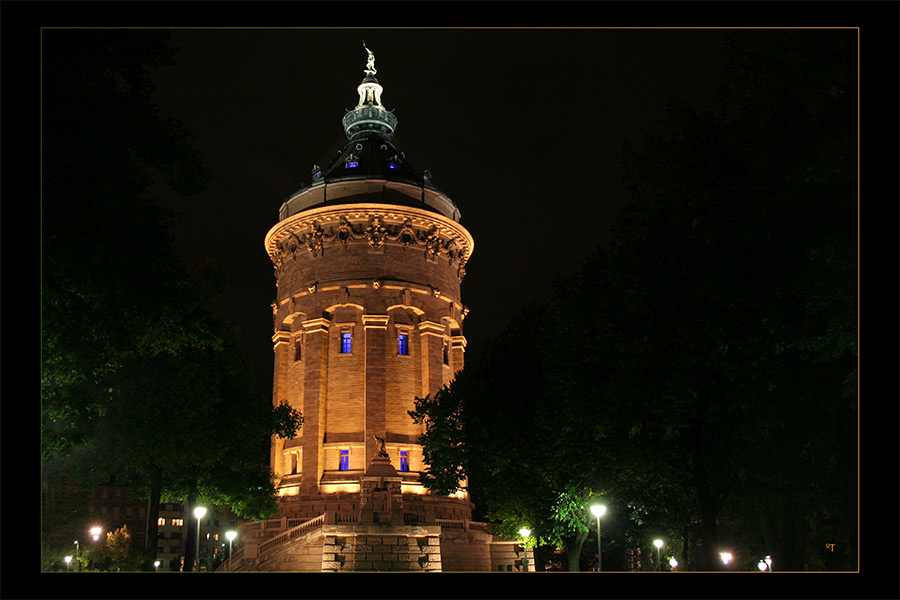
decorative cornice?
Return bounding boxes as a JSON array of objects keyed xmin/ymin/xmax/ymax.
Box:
[
  {"xmin": 361, "ymin": 314, "xmax": 390, "ymax": 329},
  {"xmin": 265, "ymin": 204, "xmax": 474, "ymax": 282},
  {"xmin": 301, "ymin": 318, "xmax": 332, "ymax": 334},
  {"xmin": 418, "ymin": 321, "xmax": 446, "ymax": 337},
  {"xmin": 272, "ymin": 330, "xmax": 292, "ymax": 346}
]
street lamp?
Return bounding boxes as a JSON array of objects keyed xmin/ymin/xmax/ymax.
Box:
[
  {"xmin": 225, "ymin": 531, "xmax": 237, "ymax": 572},
  {"xmin": 64, "ymin": 556, "xmax": 72, "ymax": 571},
  {"xmin": 590, "ymin": 504, "xmax": 607, "ymax": 572},
  {"xmin": 154, "ymin": 560, "xmax": 161, "ymax": 572},
  {"xmin": 73, "ymin": 541, "xmax": 80, "ymax": 571},
  {"xmin": 518, "ymin": 528, "xmax": 531, "ymax": 572},
  {"xmin": 194, "ymin": 506, "xmax": 207, "ymax": 572},
  {"xmin": 90, "ymin": 526, "xmax": 102, "ymax": 542},
  {"xmin": 720, "ymin": 552, "xmax": 733, "ymax": 567},
  {"xmin": 765, "ymin": 555, "xmax": 773, "ymax": 572},
  {"xmin": 758, "ymin": 559, "xmax": 768, "ymax": 571},
  {"xmin": 653, "ymin": 539, "xmax": 664, "ymax": 571},
  {"xmin": 668, "ymin": 557, "xmax": 679, "ymax": 571}
]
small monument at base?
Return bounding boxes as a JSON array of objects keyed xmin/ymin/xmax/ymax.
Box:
[{"xmin": 359, "ymin": 440, "xmax": 405, "ymax": 526}]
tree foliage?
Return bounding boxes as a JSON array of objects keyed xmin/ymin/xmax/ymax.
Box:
[
  {"xmin": 41, "ymin": 29, "xmax": 302, "ymax": 572},
  {"xmin": 412, "ymin": 29, "xmax": 856, "ymax": 571}
]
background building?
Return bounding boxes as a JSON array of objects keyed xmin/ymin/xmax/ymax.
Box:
[{"xmin": 85, "ymin": 481, "xmax": 247, "ymax": 571}]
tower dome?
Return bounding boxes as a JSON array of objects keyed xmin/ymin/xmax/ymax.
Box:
[{"xmin": 277, "ymin": 44, "xmax": 461, "ymax": 222}]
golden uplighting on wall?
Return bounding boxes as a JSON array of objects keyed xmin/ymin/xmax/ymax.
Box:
[{"xmin": 320, "ymin": 483, "xmax": 361, "ymax": 494}]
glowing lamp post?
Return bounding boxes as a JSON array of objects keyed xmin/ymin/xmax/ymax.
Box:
[
  {"xmin": 226, "ymin": 531, "xmax": 237, "ymax": 572},
  {"xmin": 720, "ymin": 552, "xmax": 733, "ymax": 568},
  {"xmin": 73, "ymin": 541, "xmax": 80, "ymax": 571},
  {"xmin": 154, "ymin": 560, "xmax": 161, "ymax": 571},
  {"xmin": 653, "ymin": 539, "xmax": 664, "ymax": 571},
  {"xmin": 194, "ymin": 506, "xmax": 207, "ymax": 572},
  {"xmin": 765, "ymin": 555, "xmax": 773, "ymax": 572},
  {"xmin": 518, "ymin": 528, "xmax": 531, "ymax": 572},
  {"xmin": 64, "ymin": 555, "xmax": 72, "ymax": 571},
  {"xmin": 88, "ymin": 527, "xmax": 102, "ymax": 571},
  {"xmin": 669, "ymin": 557, "xmax": 679, "ymax": 571},
  {"xmin": 590, "ymin": 504, "xmax": 607, "ymax": 572}
]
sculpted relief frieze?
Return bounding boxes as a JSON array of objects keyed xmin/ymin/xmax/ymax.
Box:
[{"xmin": 269, "ymin": 209, "xmax": 472, "ymax": 282}]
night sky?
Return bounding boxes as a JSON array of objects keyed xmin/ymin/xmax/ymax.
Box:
[{"xmin": 147, "ymin": 27, "xmax": 726, "ymax": 387}]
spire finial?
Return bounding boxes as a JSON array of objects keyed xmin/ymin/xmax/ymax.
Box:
[
  {"xmin": 343, "ymin": 43, "xmax": 397, "ymax": 140},
  {"xmin": 363, "ymin": 41, "xmax": 376, "ymax": 77}
]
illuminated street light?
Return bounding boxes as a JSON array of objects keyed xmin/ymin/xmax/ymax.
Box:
[
  {"xmin": 154, "ymin": 560, "xmax": 160, "ymax": 571},
  {"xmin": 720, "ymin": 552, "xmax": 733, "ymax": 567},
  {"xmin": 668, "ymin": 557, "xmax": 679, "ymax": 570},
  {"xmin": 765, "ymin": 555, "xmax": 773, "ymax": 572},
  {"xmin": 194, "ymin": 506, "xmax": 207, "ymax": 572},
  {"xmin": 226, "ymin": 531, "xmax": 237, "ymax": 572},
  {"xmin": 73, "ymin": 541, "xmax": 80, "ymax": 572},
  {"xmin": 590, "ymin": 504, "xmax": 607, "ymax": 572},
  {"xmin": 758, "ymin": 559, "xmax": 768, "ymax": 571},
  {"xmin": 653, "ymin": 539, "xmax": 664, "ymax": 571},
  {"xmin": 64, "ymin": 556, "xmax": 72, "ymax": 571},
  {"xmin": 90, "ymin": 526, "xmax": 102, "ymax": 542},
  {"xmin": 518, "ymin": 528, "xmax": 532, "ymax": 572}
]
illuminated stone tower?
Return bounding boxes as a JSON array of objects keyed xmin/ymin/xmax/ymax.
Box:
[
  {"xmin": 265, "ymin": 44, "xmax": 472, "ymax": 507},
  {"xmin": 227, "ymin": 47, "xmax": 532, "ymax": 572}
]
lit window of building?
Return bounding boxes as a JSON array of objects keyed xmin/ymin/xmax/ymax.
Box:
[
  {"xmin": 158, "ymin": 518, "xmax": 166, "ymax": 526},
  {"xmin": 399, "ymin": 450, "xmax": 409, "ymax": 472},
  {"xmin": 398, "ymin": 333, "xmax": 409, "ymax": 355},
  {"xmin": 339, "ymin": 449, "xmax": 350, "ymax": 471},
  {"xmin": 172, "ymin": 518, "xmax": 184, "ymax": 527},
  {"xmin": 341, "ymin": 331, "xmax": 352, "ymax": 354}
]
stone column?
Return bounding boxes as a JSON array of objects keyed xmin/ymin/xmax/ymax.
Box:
[
  {"xmin": 300, "ymin": 318, "xmax": 330, "ymax": 495},
  {"xmin": 270, "ymin": 330, "xmax": 292, "ymax": 477},
  {"xmin": 418, "ymin": 321, "xmax": 445, "ymax": 398},
  {"xmin": 450, "ymin": 335, "xmax": 467, "ymax": 377},
  {"xmin": 363, "ymin": 315, "xmax": 389, "ymax": 462}
]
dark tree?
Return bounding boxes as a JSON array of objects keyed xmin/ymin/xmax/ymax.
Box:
[
  {"xmin": 611, "ymin": 29, "xmax": 857, "ymax": 570},
  {"xmin": 412, "ymin": 29, "xmax": 856, "ymax": 572},
  {"xmin": 40, "ymin": 30, "xmax": 302, "ymax": 572}
]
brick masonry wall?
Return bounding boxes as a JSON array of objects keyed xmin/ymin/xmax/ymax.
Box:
[
  {"xmin": 322, "ymin": 532, "xmax": 442, "ymax": 572},
  {"xmin": 268, "ymin": 204, "xmax": 472, "ymax": 495}
]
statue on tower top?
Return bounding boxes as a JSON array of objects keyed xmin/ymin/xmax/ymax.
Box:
[{"xmin": 363, "ymin": 42, "xmax": 376, "ymax": 77}]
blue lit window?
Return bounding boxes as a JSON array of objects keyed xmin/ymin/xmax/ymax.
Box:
[
  {"xmin": 341, "ymin": 332, "xmax": 352, "ymax": 354},
  {"xmin": 339, "ymin": 449, "xmax": 350, "ymax": 471},
  {"xmin": 399, "ymin": 450, "xmax": 409, "ymax": 472},
  {"xmin": 398, "ymin": 333, "xmax": 409, "ymax": 355},
  {"xmin": 346, "ymin": 161, "xmax": 358, "ymax": 169}
]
